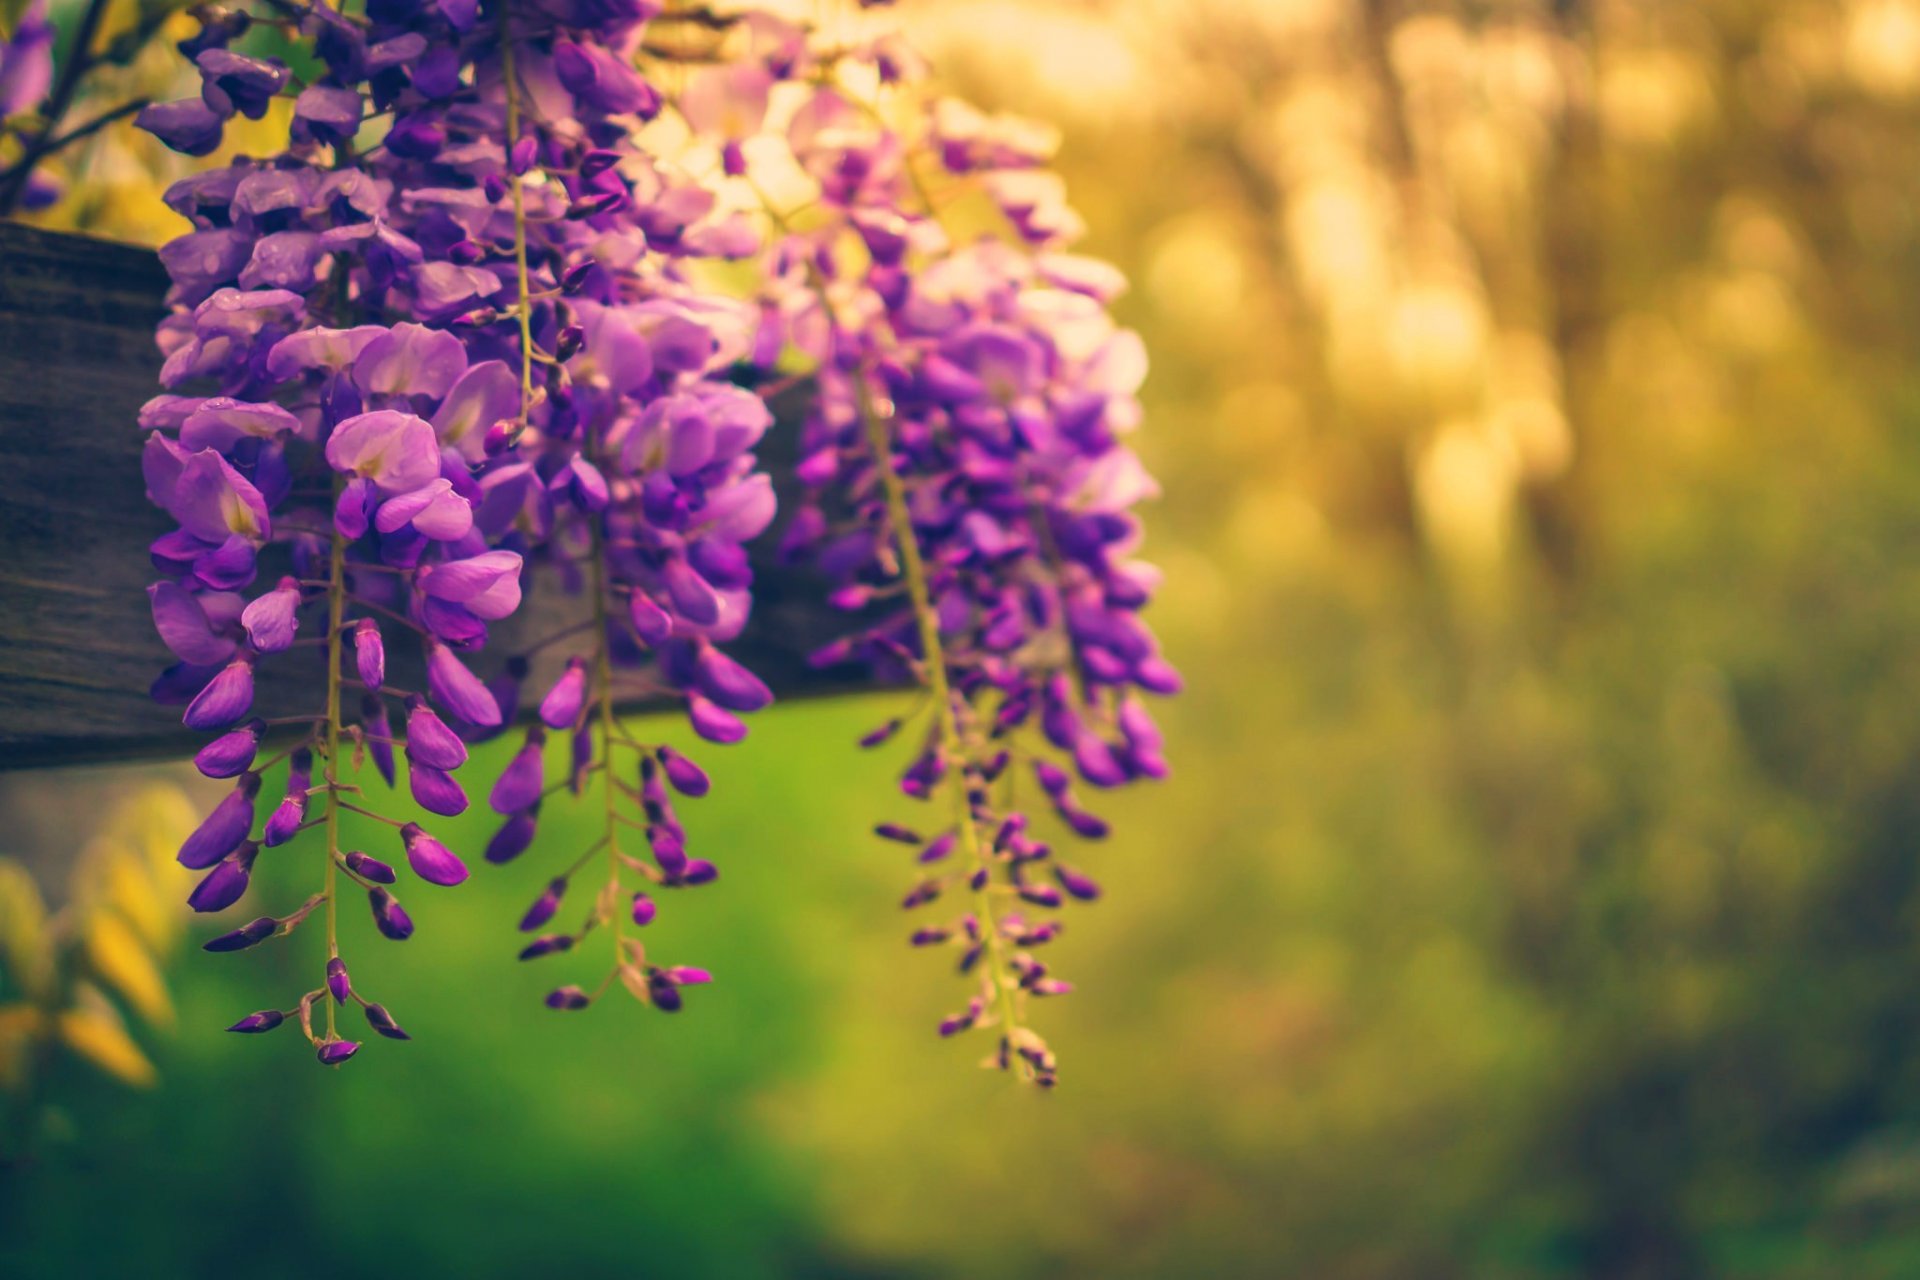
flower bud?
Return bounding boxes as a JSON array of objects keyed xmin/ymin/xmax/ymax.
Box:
[
  {"xmin": 352, "ymin": 618, "xmax": 384, "ymax": 691},
  {"xmin": 326, "ymin": 956, "xmax": 351, "ymax": 1004},
  {"xmin": 519, "ymin": 879, "xmax": 566, "ymax": 932},
  {"xmin": 485, "ymin": 805, "xmax": 539, "ymax": 865},
  {"xmin": 194, "ymin": 718, "xmax": 264, "ymax": 778},
  {"xmin": 178, "ymin": 773, "xmax": 260, "ymax": 869},
  {"xmin": 399, "ymin": 822, "xmax": 469, "ymax": 886},
  {"xmin": 364, "ymin": 1003, "xmax": 410, "ymax": 1040},
  {"xmin": 368, "ymin": 886, "xmax": 414, "ymax": 941},
  {"xmin": 203, "ymin": 915, "xmax": 277, "ymax": 952},
  {"xmin": 262, "ymin": 747, "xmax": 312, "ymax": 846},
  {"xmin": 188, "ymin": 841, "xmax": 258, "ymax": 913},
  {"xmin": 538, "ymin": 658, "xmax": 588, "ymax": 730},
  {"xmin": 630, "ymin": 892, "xmax": 656, "ymax": 926},
  {"xmin": 316, "ymin": 1039, "xmax": 360, "ymax": 1066},
  {"xmin": 344, "ymin": 849, "xmax": 396, "ymax": 884},
  {"xmin": 489, "ymin": 727, "xmax": 546, "ymax": 813},
  {"xmin": 226, "ymin": 1009, "xmax": 284, "ymax": 1033},
  {"xmin": 545, "ymin": 985, "xmax": 590, "ymax": 1009},
  {"xmin": 657, "ymin": 747, "xmax": 709, "ymax": 798},
  {"xmin": 518, "ymin": 933, "xmax": 573, "ymax": 961}
]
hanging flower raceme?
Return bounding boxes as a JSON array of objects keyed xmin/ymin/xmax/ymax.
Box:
[
  {"xmin": 452, "ymin": 0, "xmax": 778, "ymax": 1017},
  {"xmin": 685, "ymin": 12, "xmax": 1177, "ymax": 1085}
]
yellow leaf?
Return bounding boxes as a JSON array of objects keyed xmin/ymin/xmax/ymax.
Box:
[
  {"xmin": 57, "ymin": 1001, "xmax": 156, "ymax": 1089},
  {"xmin": 0, "ymin": 859, "xmax": 49, "ymax": 997},
  {"xmin": 98, "ymin": 845, "xmax": 173, "ymax": 953},
  {"xmin": 83, "ymin": 911, "xmax": 173, "ymax": 1030}
]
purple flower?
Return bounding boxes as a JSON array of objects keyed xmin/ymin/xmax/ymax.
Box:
[
  {"xmin": 408, "ymin": 760, "xmax": 469, "ymax": 816},
  {"xmin": 485, "ymin": 806, "xmax": 539, "ymax": 864},
  {"xmin": 203, "ymin": 915, "xmax": 277, "ymax": 952},
  {"xmin": 196, "ymin": 49, "xmax": 289, "ymax": 120},
  {"xmin": 631, "ymin": 892, "xmax": 657, "ymax": 926},
  {"xmin": 353, "ymin": 618, "xmax": 385, "ymax": 691},
  {"xmin": 425, "ymin": 641, "xmax": 502, "ymax": 727},
  {"xmin": 344, "ymin": 850, "xmax": 396, "ymax": 884},
  {"xmin": 368, "ymin": 887, "xmax": 415, "ymax": 940},
  {"xmin": 241, "ymin": 577, "xmax": 302, "ymax": 653},
  {"xmin": 178, "ymin": 773, "xmax": 260, "ymax": 869},
  {"xmin": 316, "ymin": 1039, "xmax": 361, "ymax": 1066},
  {"xmin": 519, "ymin": 879, "xmax": 567, "ymax": 932},
  {"xmin": 183, "ymin": 656, "xmax": 256, "ymax": 730},
  {"xmin": 489, "ymin": 729, "xmax": 546, "ymax": 813},
  {"xmin": 326, "ymin": 956, "xmax": 351, "ymax": 1004},
  {"xmin": 537, "ymin": 658, "xmax": 588, "ymax": 729},
  {"xmin": 137, "ymin": 97, "xmax": 228, "ymax": 155},
  {"xmin": 194, "ymin": 718, "xmax": 263, "ymax": 778},
  {"xmin": 262, "ymin": 748, "xmax": 312, "ymax": 846},
  {"xmin": 657, "ymin": 747, "xmax": 709, "ymax": 798},
  {"xmin": 326, "ymin": 410, "xmax": 442, "ymax": 495},
  {"xmin": 188, "ymin": 842, "xmax": 258, "ymax": 913},
  {"xmin": 399, "ymin": 821, "xmax": 468, "ymax": 886},
  {"xmin": 545, "ymin": 985, "xmax": 591, "ymax": 1010},
  {"xmin": 364, "ymin": 1003, "xmax": 410, "ymax": 1040},
  {"xmin": 403, "ymin": 696, "xmax": 468, "ymax": 771},
  {"xmin": 227, "ymin": 1009, "xmax": 285, "ymax": 1034}
]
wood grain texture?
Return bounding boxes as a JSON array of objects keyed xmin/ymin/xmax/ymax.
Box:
[{"xmin": 0, "ymin": 223, "xmax": 862, "ymax": 770}]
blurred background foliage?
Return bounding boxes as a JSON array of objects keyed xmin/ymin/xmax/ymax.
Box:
[{"xmin": 9, "ymin": 0, "xmax": 1920, "ymax": 1276}]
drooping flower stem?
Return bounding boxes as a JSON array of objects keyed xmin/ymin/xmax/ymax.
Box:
[
  {"xmin": 852, "ymin": 374, "xmax": 1028, "ymax": 1069},
  {"xmin": 320, "ymin": 483, "xmax": 347, "ymax": 1040},
  {"xmin": 497, "ymin": 0, "xmax": 536, "ymax": 427},
  {"xmin": 586, "ymin": 439, "xmax": 625, "ymax": 969}
]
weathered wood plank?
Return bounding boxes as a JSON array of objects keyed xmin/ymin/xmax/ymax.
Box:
[{"xmin": 0, "ymin": 222, "xmax": 857, "ymax": 770}]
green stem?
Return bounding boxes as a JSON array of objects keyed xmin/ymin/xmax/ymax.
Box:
[
  {"xmin": 498, "ymin": 0, "xmax": 536, "ymax": 427},
  {"xmin": 321, "ymin": 481, "xmax": 347, "ymax": 1041}
]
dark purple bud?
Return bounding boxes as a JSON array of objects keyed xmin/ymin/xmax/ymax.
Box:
[
  {"xmin": 630, "ymin": 892, "xmax": 656, "ymax": 926},
  {"xmin": 368, "ymin": 886, "xmax": 414, "ymax": 940},
  {"xmin": 316, "ymin": 1039, "xmax": 360, "ymax": 1066},
  {"xmin": 184, "ymin": 656, "xmax": 255, "ymax": 730},
  {"xmin": 555, "ymin": 323, "xmax": 586, "ymax": 362},
  {"xmin": 519, "ymin": 879, "xmax": 566, "ymax": 932},
  {"xmin": 490, "ymin": 728, "xmax": 546, "ymax": 813},
  {"xmin": 203, "ymin": 915, "xmax": 277, "ymax": 952},
  {"xmin": 353, "ymin": 618, "xmax": 385, "ymax": 691},
  {"xmin": 579, "ymin": 149, "xmax": 619, "ymax": 178},
  {"xmin": 858, "ymin": 718, "xmax": 901, "ymax": 748},
  {"xmin": 400, "ymin": 822, "xmax": 469, "ymax": 886},
  {"xmin": 188, "ymin": 842, "xmax": 258, "ymax": 913},
  {"xmin": 902, "ymin": 880, "xmax": 942, "ymax": 909},
  {"xmin": 538, "ymin": 658, "xmax": 588, "ymax": 729},
  {"xmin": 364, "ymin": 1003, "xmax": 410, "ymax": 1040},
  {"xmin": 178, "ymin": 772, "xmax": 261, "ymax": 868},
  {"xmin": 1072, "ymin": 733, "xmax": 1129, "ymax": 788},
  {"xmin": 679, "ymin": 858, "xmax": 718, "ymax": 886},
  {"xmin": 447, "ymin": 239, "xmax": 485, "ymax": 265},
  {"xmin": 919, "ymin": 832, "xmax": 956, "ymax": 863},
  {"xmin": 518, "ymin": 933, "xmax": 573, "ymax": 960},
  {"xmin": 344, "ymin": 849, "xmax": 396, "ymax": 884},
  {"xmin": 1019, "ymin": 883, "xmax": 1064, "ymax": 909},
  {"xmin": 408, "ymin": 760, "xmax": 469, "ymax": 817},
  {"xmin": 1030, "ymin": 979, "xmax": 1074, "ymax": 997},
  {"xmin": 1034, "ymin": 759, "xmax": 1072, "ymax": 797},
  {"xmin": 483, "ymin": 173, "xmax": 508, "ymax": 202},
  {"xmin": 326, "ymin": 956, "xmax": 351, "ymax": 1004},
  {"xmin": 485, "ymin": 805, "xmax": 539, "ymax": 864},
  {"xmin": 226, "ymin": 1009, "xmax": 285, "ymax": 1033},
  {"xmin": 362, "ymin": 694, "xmax": 396, "ymax": 787},
  {"xmin": 560, "ymin": 260, "xmax": 594, "ymax": 294},
  {"xmin": 545, "ymin": 985, "xmax": 591, "ymax": 1009},
  {"xmin": 657, "ymin": 747, "xmax": 708, "ymax": 798},
  {"xmin": 510, "ymin": 135, "xmax": 538, "ymax": 175},
  {"xmin": 909, "ymin": 928, "xmax": 949, "ymax": 946},
  {"xmin": 1059, "ymin": 802, "xmax": 1110, "ymax": 840},
  {"xmin": 194, "ymin": 718, "xmax": 264, "ymax": 778},
  {"xmin": 1055, "ymin": 865, "xmax": 1102, "ymax": 901},
  {"xmin": 875, "ymin": 823, "xmax": 920, "ymax": 844},
  {"xmin": 645, "ymin": 968, "xmax": 683, "ymax": 1012}
]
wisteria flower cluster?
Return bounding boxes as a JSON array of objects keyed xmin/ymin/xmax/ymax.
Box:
[
  {"xmin": 134, "ymin": 0, "xmax": 1171, "ymax": 1085},
  {"xmin": 678, "ymin": 27, "xmax": 1178, "ymax": 1086}
]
